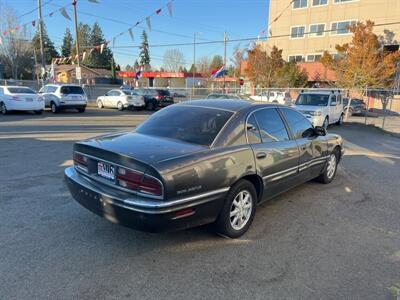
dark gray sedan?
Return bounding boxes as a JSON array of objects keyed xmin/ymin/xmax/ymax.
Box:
[{"xmin": 65, "ymin": 99, "xmax": 344, "ymax": 238}]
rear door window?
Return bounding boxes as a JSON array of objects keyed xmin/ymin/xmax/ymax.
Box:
[
  {"xmin": 280, "ymin": 108, "xmax": 314, "ymax": 139},
  {"xmin": 253, "ymin": 108, "xmax": 289, "ymax": 143},
  {"xmin": 246, "ymin": 114, "xmax": 262, "ymax": 144},
  {"xmin": 46, "ymin": 86, "xmax": 57, "ymax": 93},
  {"xmin": 60, "ymin": 86, "xmax": 84, "ymax": 94}
]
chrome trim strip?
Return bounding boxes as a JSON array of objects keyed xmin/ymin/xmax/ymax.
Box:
[
  {"xmin": 263, "ymin": 165, "xmax": 298, "ymax": 180},
  {"xmin": 75, "ymin": 151, "xmax": 164, "ymax": 200},
  {"xmin": 66, "ymin": 167, "xmax": 229, "ymax": 214}
]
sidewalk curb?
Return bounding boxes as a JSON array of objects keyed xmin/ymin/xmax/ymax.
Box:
[{"xmin": 344, "ymin": 122, "xmax": 400, "ymax": 138}]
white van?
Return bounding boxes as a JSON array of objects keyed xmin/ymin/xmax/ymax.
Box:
[{"xmin": 293, "ymin": 90, "xmax": 344, "ymax": 129}]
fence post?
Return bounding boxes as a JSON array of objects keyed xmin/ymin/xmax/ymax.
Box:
[{"xmin": 364, "ymin": 87, "xmax": 369, "ymax": 125}]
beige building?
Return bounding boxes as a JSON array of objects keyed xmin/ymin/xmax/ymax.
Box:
[{"xmin": 261, "ymin": 0, "xmax": 400, "ymax": 62}]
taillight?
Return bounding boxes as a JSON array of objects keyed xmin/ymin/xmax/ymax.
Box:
[
  {"xmin": 155, "ymin": 95, "xmax": 162, "ymax": 101},
  {"xmin": 74, "ymin": 152, "xmax": 88, "ymax": 170},
  {"xmin": 11, "ymin": 96, "xmax": 21, "ymax": 101},
  {"xmin": 117, "ymin": 167, "xmax": 163, "ymax": 197}
]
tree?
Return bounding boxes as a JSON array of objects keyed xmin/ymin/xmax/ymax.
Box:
[
  {"xmin": 275, "ymin": 62, "xmax": 308, "ymax": 88},
  {"xmin": 139, "ymin": 30, "xmax": 150, "ymax": 70},
  {"xmin": 0, "ymin": 6, "xmax": 34, "ymax": 79},
  {"xmin": 163, "ymin": 49, "xmax": 185, "ymax": 72},
  {"xmin": 321, "ymin": 21, "xmax": 400, "ymax": 88},
  {"xmin": 134, "ymin": 60, "xmax": 140, "ymax": 69},
  {"xmin": 61, "ymin": 28, "xmax": 73, "ymax": 58},
  {"xmin": 227, "ymin": 65, "xmax": 235, "ymax": 77},
  {"xmin": 32, "ymin": 23, "xmax": 59, "ymax": 65},
  {"xmin": 210, "ymin": 55, "xmax": 223, "ymax": 71},
  {"xmin": 230, "ymin": 45, "xmax": 245, "ymax": 78},
  {"xmin": 197, "ymin": 56, "xmax": 211, "ymax": 77},
  {"xmin": 86, "ymin": 22, "xmax": 113, "ymax": 69}
]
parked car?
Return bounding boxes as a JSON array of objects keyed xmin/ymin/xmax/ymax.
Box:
[
  {"xmin": 207, "ymin": 93, "xmax": 251, "ymax": 100},
  {"xmin": 39, "ymin": 84, "xmax": 87, "ymax": 113},
  {"xmin": 136, "ymin": 89, "xmax": 174, "ymax": 110},
  {"xmin": 65, "ymin": 99, "xmax": 344, "ymax": 238},
  {"xmin": 250, "ymin": 91, "xmax": 291, "ymax": 104},
  {"xmin": 343, "ymin": 98, "xmax": 366, "ymax": 115},
  {"xmin": 0, "ymin": 86, "xmax": 44, "ymax": 115},
  {"xmin": 97, "ymin": 89, "xmax": 145, "ymax": 111},
  {"xmin": 294, "ymin": 90, "xmax": 344, "ymax": 129},
  {"xmin": 169, "ymin": 89, "xmax": 186, "ymax": 98}
]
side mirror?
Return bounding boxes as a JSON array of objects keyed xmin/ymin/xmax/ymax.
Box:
[{"xmin": 314, "ymin": 126, "xmax": 326, "ymax": 136}]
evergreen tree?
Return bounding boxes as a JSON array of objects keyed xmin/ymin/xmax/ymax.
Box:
[
  {"xmin": 32, "ymin": 23, "xmax": 59, "ymax": 65},
  {"xmin": 87, "ymin": 22, "xmax": 113, "ymax": 69},
  {"xmin": 61, "ymin": 28, "xmax": 73, "ymax": 57},
  {"xmin": 210, "ymin": 55, "xmax": 224, "ymax": 71},
  {"xmin": 139, "ymin": 30, "xmax": 150, "ymax": 70},
  {"xmin": 134, "ymin": 60, "xmax": 140, "ymax": 69},
  {"xmin": 71, "ymin": 23, "xmax": 91, "ymax": 61}
]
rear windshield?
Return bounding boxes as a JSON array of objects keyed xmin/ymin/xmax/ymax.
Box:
[
  {"xmin": 295, "ymin": 94, "xmax": 329, "ymax": 106},
  {"xmin": 136, "ymin": 105, "xmax": 233, "ymax": 146},
  {"xmin": 7, "ymin": 87, "xmax": 36, "ymax": 94},
  {"xmin": 157, "ymin": 90, "xmax": 170, "ymax": 96},
  {"xmin": 60, "ymin": 86, "xmax": 84, "ymax": 94}
]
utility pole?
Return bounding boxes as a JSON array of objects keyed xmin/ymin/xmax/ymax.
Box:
[
  {"xmin": 37, "ymin": 0, "xmax": 45, "ymax": 84},
  {"xmin": 192, "ymin": 32, "xmax": 196, "ymax": 99},
  {"xmin": 223, "ymin": 31, "xmax": 227, "ymax": 91},
  {"xmin": 72, "ymin": 0, "xmax": 81, "ymax": 85}
]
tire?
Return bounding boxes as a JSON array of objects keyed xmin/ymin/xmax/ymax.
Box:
[
  {"xmin": 117, "ymin": 102, "xmax": 124, "ymax": 111},
  {"xmin": 215, "ymin": 179, "xmax": 257, "ymax": 238},
  {"xmin": 34, "ymin": 110, "xmax": 43, "ymax": 115},
  {"xmin": 316, "ymin": 150, "xmax": 339, "ymax": 184},
  {"xmin": 336, "ymin": 113, "xmax": 344, "ymax": 125},
  {"xmin": 146, "ymin": 101, "xmax": 154, "ymax": 111},
  {"xmin": 50, "ymin": 102, "xmax": 58, "ymax": 113},
  {"xmin": 323, "ymin": 117, "xmax": 329, "ymax": 130},
  {"xmin": 97, "ymin": 100, "xmax": 103, "ymax": 109},
  {"xmin": 78, "ymin": 107, "xmax": 86, "ymax": 113},
  {"xmin": 1, "ymin": 102, "xmax": 7, "ymax": 115}
]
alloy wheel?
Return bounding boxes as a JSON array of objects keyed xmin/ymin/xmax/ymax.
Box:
[
  {"xmin": 326, "ymin": 154, "xmax": 337, "ymax": 179},
  {"xmin": 230, "ymin": 190, "xmax": 253, "ymax": 231}
]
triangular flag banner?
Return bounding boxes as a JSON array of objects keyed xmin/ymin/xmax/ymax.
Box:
[
  {"xmin": 146, "ymin": 16, "xmax": 151, "ymax": 31},
  {"xmin": 2, "ymin": 31, "xmax": 8, "ymax": 36},
  {"xmin": 128, "ymin": 28, "xmax": 134, "ymax": 41},
  {"xmin": 135, "ymin": 21, "xmax": 140, "ymax": 26},
  {"xmin": 89, "ymin": 48, "xmax": 95, "ymax": 56},
  {"xmin": 112, "ymin": 37, "xmax": 116, "ymax": 48},
  {"xmin": 167, "ymin": 1, "xmax": 173, "ymax": 17},
  {"xmin": 49, "ymin": 12, "xmax": 54, "ymax": 17},
  {"xmin": 75, "ymin": 54, "xmax": 79, "ymax": 62},
  {"xmin": 15, "ymin": 25, "xmax": 21, "ymax": 31},
  {"xmin": 88, "ymin": 0, "xmax": 99, "ymax": 3},
  {"xmin": 100, "ymin": 43, "xmax": 105, "ymax": 54},
  {"xmin": 156, "ymin": 8, "xmax": 162, "ymax": 14},
  {"xmin": 0, "ymin": 35, "xmax": 3, "ymax": 45},
  {"xmin": 32, "ymin": 20, "xmax": 36, "ymax": 27},
  {"xmin": 82, "ymin": 51, "xmax": 86, "ymax": 62},
  {"xmin": 60, "ymin": 7, "xmax": 71, "ymax": 21}
]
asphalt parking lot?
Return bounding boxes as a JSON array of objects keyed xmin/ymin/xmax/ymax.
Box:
[{"xmin": 1, "ymin": 108, "xmax": 400, "ymax": 299}]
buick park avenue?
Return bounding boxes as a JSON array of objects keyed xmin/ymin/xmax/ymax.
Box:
[{"xmin": 65, "ymin": 99, "xmax": 344, "ymax": 238}]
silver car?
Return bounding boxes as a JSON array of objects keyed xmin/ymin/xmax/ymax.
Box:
[
  {"xmin": 39, "ymin": 84, "xmax": 88, "ymax": 113},
  {"xmin": 96, "ymin": 89, "xmax": 145, "ymax": 111}
]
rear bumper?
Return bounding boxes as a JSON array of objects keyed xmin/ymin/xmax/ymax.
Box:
[
  {"xmin": 6, "ymin": 102, "xmax": 44, "ymax": 111},
  {"xmin": 59, "ymin": 101, "xmax": 87, "ymax": 108},
  {"xmin": 64, "ymin": 167, "xmax": 227, "ymax": 232}
]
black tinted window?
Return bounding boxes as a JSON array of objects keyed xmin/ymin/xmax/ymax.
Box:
[
  {"xmin": 295, "ymin": 94, "xmax": 329, "ymax": 106},
  {"xmin": 246, "ymin": 114, "xmax": 262, "ymax": 144},
  {"xmin": 60, "ymin": 86, "xmax": 84, "ymax": 94},
  {"xmin": 281, "ymin": 108, "xmax": 314, "ymax": 139},
  {"xmin": 157, "ymin": 90, "xmax": 170, "ymax": 96},
  {"xmin": 254, "ymin": 109, "xmax": 289, "ymax": 142},
  {"xmin": 7, "ymin": 87, "xmax": 36, "ymax": 94},
  {"xmin": 136, "ymin": 106, "xmax": 232, "ymax": 146}
]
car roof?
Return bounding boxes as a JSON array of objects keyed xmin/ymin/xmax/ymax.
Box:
[
  {"xmin": 179, "ymin": 99, "xmax": 276, "ymax": 112},
  {"xmin": 300, "ymin": 89, "xmax": 341, "ymax": 95}
]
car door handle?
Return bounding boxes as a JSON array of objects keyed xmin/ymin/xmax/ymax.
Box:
[{"xmin": 256, "ymin": 152, "xmax": 267, "ymax": 159}]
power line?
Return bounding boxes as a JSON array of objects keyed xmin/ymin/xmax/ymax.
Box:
[{"xmin": 0, "ymin": 0, "xmax": 54, "ymax": 26}]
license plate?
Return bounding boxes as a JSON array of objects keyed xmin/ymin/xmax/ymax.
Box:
[{"xmin": 97, "ymin": 162, "xmax": 115, "ymax": 180}]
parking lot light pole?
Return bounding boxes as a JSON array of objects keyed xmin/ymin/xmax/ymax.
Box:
[
  {"xmin": 192, "ymin": 32, "xmax": 202, "ymax": 99},
  {"xmin": 72, "ymin": 0, "xmax": 81, "ymax": 85}
]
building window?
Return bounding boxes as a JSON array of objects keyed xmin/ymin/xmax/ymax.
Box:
[
  {"xmin": 309, "ymin": 24, "xmax": 325, "ymax": 37},
  {"xmin": 334, "ymin": 0, "xmax": 357, "ymax": 3},
  {"xmin": 306, "ymin": 54, "xmax": 322, "ymax": 62},
  {"xmin": 289, "ymin": 55, "xmax": 305, "ymax": 63},
  {"xmin": 293, "ymin": 0, "xmax": 307, "ymax": 9},
  {"xmin": 312, "ymin": 0, "xmax": 328, "ymax": 6},
  {"xmin": 331, "ymin": 20, "xmax": 356, "ymax": 35},
  {"xmin": 290, "ymin": 26, "xmax": 306, "ymax": 39}
]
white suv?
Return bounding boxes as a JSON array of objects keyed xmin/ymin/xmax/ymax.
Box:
[
  {"xmin": 294, "ymin": 90, "xmax": 344, "ymax": 129},
  {"xmin": 39, "ymin": 84, "xmax": 88, "ymax": 113},
  {"xmin": 250, "ymin": 91, "xmax": 291, "ymax": 104}
]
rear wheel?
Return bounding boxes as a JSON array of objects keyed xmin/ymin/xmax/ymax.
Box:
[
  {"xmin": 1, "ymin": 102, "xmax": 7, "ymax": 115},
  {"xmin": 316, "ymin": 150, "xmax": 339, "ymax": 184},
  {"xmin": 117, "ymin": 102, "xmax": 124, "ymax": 111},
  {"xmin": 50, "ymin": 102, "xmax": 58, "ymax": 113},
  {"xmin": 34, "ymin": 110, "xmax": 43, "ymax": 115},
  {"xmin": 215, "ymin": 179, "xmax": 257, "ymax": 238},
  {"xmin": 146, "ymin": 101, "xmax": 154, "ymax": 111},
  {"xmin": 336, "ymin": 113, "xmax": 344, "ymax": 125},
  {"xmin": 97, "ymin": 100, "xmax": 103, "ymax": 109}
]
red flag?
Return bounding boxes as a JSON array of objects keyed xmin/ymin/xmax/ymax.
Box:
[
  {"xmin": 156, "ymin": 8, "xmax": 162, "ymax": 14},
  {"xmin": 49, "ymin": 12, "xmax": 54, "ymax": 17},
  {"xmin": 3, "ymin": 31, "xmax": 8, "ymax": 36},
  {"xmin": 15, "ymin": 25, "xmax": 21, "ymax": 31}
]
